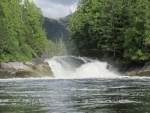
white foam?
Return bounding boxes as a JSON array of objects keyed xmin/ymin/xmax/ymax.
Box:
[{"xmin": 46, "ymin": 56, "xmax": 120, "ymax": 79}]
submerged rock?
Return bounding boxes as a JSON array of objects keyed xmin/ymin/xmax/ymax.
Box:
[
  {"xmin": 34, "ymin": 64, "xmax": 54, "ymax": 76},
  {"xmin": 0, "ymin": 59, "xmax": 54, "ymax": 78}
]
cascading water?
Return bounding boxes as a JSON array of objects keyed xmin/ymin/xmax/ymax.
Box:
[{"xmin": 45, "ymin": 56, "xmax": 120, "ymax": 79}]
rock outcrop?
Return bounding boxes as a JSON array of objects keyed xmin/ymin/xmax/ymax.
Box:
[
  {"xmin": 0, "ymin": 59, "xmax": 54, "ymax": 78},
  {"xmin": 106, "ymin": 59, "xmax": 150, "ymax": 77},
  {"xmin": 125, "ymin": 62, "xmax": 150, "ymax": 76},
  {"xmin": 126, "ymin": 69, "xmax": 150, "ymax": 76}
]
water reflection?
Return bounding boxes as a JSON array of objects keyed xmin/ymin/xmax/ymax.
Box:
[{"xmin": 0, "ymin": 78, "xmax": 150, "ymax": 113}]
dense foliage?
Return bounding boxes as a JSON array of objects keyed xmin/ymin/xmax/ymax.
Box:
[
  {"xmin": 69, "ymin": 0, "xmax": 150, "ymax": 62},
  {"xmin": 45, "ymin": 39, "xmax": 68, "ymax": 57},
  {"xmin": 0, "ymin": 0, "xmax": 67, "ymax": 62}
]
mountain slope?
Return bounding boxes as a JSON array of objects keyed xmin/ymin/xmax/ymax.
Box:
[{"xmin": 43, "ymin": 17, "xmax": 68, "ymax": 43}]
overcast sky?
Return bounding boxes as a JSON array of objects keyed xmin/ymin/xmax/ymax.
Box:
[{"xmin": 29, "ymin": 0, "xmax": 80, "ymax": 19}]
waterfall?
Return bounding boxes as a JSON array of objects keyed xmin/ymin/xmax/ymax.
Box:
[{"xmin": 45, "ymin": 56, "xmax": 119, "ymax": 79}]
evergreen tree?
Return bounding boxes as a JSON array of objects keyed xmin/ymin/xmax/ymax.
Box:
[
  {"xmin": 99, "ymin": 0, "xmax": 124, "ymax": 58},
  {"xmin": 69, "ymin": 0, "xmax": 98, "ymax": 56},
  {"xmin": 22, "ymin": 0, "xmax": 47, "ymax": 57},
  {"xmin": 45, "ymin": 39, "xmax": 67, "ymax": 56},
  {"xmin": 0, "ymin": 0, "xmax": 8, "ymax": 62},
  {"xmin": 123, "ymin": 0, "xmax": 150, "ymax": 60},
  {"xmin": 69, "ymin": 0, "xmax": 150, "ymax": 61},
  {"xmin": 0, "ymin": 0, "xmax": 49, "ymax": 62},
  {"xmin": 0, "ymin": 0, "xmax": 21, "ymax": 62}
]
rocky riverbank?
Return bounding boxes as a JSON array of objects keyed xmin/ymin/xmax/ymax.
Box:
[
  {"xmin": 0, "ymin": 58, "xmax": 54, "ymax": 79},
  {"xmin": 125, "ymin": 62, "xmax": 150, "ymax": 76},
  {"xmin": 107, "ymin": 60, "xmax": 150, "ymax": 77}
]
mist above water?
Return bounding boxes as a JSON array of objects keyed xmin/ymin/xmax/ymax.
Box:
[{"xmin": 45, "ymin": 56, "xmax": 119, "ymax": 79}]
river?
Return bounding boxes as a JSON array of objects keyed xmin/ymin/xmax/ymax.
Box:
[{"xmin": 0, "ymin": 56, "xmax": 150, "ymax": 113}]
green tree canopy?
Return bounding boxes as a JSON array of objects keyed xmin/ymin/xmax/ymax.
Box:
[
  {"xmin": 0, "ymin": 0, "xmax": 48, "ymax": 62},
  {"xmin": 69, "ymin": 0, "xmax": 150, "ymax": 62}
]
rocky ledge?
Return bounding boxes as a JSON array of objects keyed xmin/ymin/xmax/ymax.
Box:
[
  {"xmin": 0, "ymin": 58, "xmax": 54, "ymax": 78},
  {"xmin": 125, "ymin": 62, "xmax": 150, "ymax": 76},
  {"xmin": 106, "ymin": 60, "xmax": 150, "ymax": 77}
]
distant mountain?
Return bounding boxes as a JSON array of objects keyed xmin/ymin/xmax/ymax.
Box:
[
  {"xmin": 43, "ymin": 17, "xmax": 69, "ymax": 43},
  {"xmin": 57, "ymin": 15, "xmax": 70, "ymax": 28}
]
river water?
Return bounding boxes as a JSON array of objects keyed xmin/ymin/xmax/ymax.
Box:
[
  {"xmin": 0, "ymin": 57, "xmax": 150, "ymax": 113},
  {"xmin": 1, "ymin": 77, "xmax": 150, "ymax": 113}
]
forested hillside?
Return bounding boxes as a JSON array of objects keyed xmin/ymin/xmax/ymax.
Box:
[
  {"xmin": 43, "ymin": 17, "xmax": 68, "ymax": 43},
  {"xmin": 57, "ymin": 15, "xmax": 70, "ymax": 28},
  {"xmin": 69, "ymin": 0, "xmax": 150, "ymax": 62},
  {"xmin": 0, "ymin": 0, "xmax": 67, "ymax": 62}
]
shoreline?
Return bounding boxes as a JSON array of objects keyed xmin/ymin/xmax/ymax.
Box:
[
  {"xmin": 0, "ymin": 58, "xmax": 150, "ymax": 79},
  {"xmin": 0, "ymin": 58, "xmax": 54, "ymax": 79},
  {"xmin": 106, "ymin": 60, "xmax": 150, "ymax": 77}
]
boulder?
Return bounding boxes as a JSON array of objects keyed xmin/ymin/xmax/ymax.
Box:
[
  {"xmin": 35, "ymin": 64, "xmax": 54, "ymax": 76},
  {"xmin": 1, "ymin": 63, "xmax": 15, "ymax": 70},
  {"xmin": 126, "ymin": 69, "xmax": 150, "ymax": 76},
  {"xmin": 126, "ymin": 70, "xmax": 138, "ymax": 76},
  {"xmin": 125, "ymin": 63, "xmax": 150, "ymax": 77},
  {"xmin": 0, "ymin": 60, "xmax": 54, "ymax": 78},
  {"xmin": 24, "ymin": 62, "xmax": 36, "ymax": 69}
]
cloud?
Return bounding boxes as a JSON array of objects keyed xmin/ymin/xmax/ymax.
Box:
[
  {"xmin": 29, "ymin": 0, "xmax": 79, "ymax": 19},
  {"xmin": 43, "ymin": 0, "xmax": 79, "ymax": 6}
]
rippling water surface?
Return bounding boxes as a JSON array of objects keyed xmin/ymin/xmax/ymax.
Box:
[{"xmin": 1, "ymin": 77, "xmax": 150, "ymax": 113}]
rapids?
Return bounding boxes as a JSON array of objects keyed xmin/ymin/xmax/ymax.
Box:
[
  {"xmin": 1, "ymin": 56, "xmax": 150, "ymax": 113},
  {"xmin": 45, "ymin": 56, "xmax": 119, "ymax": 79}
]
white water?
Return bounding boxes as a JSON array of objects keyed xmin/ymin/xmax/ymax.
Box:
[{"xmin": 45, "ymin": 56, "xmax": 120, "ymax": 79}]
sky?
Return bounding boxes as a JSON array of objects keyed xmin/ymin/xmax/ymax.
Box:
[{"xmin": 29, "ymin": 0, "xmax": 80, "ymax": 19}]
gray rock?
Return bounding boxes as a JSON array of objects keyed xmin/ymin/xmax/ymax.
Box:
[
  {"xmin": 1, "ymin": 63, "xmax": 14, "ymax": 70},
  {"xmin": 0, "ymin": 60, "xmax": 54, "ymax": 78},
  {"xmin": 24, "ymin": 62, "xmax": 36, "ymax": 69},
  {"xmin": 9, "ymin": 62, "xmax": 29, "ymax": 70}
]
